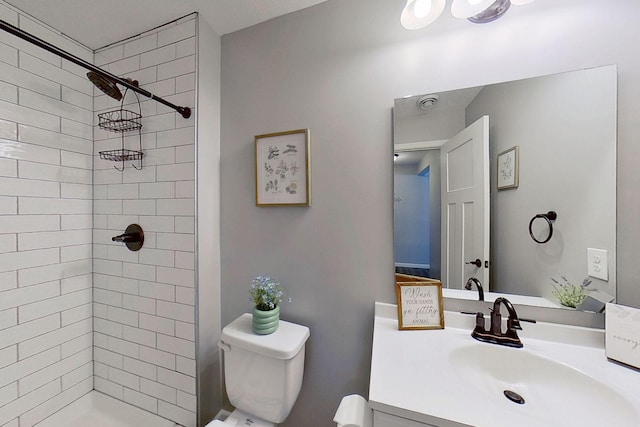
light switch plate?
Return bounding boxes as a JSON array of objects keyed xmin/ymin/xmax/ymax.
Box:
[{"xmin": 587, "ymin": 248, "xmax": 608, "ymax": 281}]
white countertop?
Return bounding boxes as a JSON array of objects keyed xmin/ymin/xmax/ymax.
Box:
[{"xmin": 369, "ymin": 302, "xmax": 640, "ymax": 427}]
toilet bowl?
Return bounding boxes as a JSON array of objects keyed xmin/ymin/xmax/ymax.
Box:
[{"xmin": 211, "ymin": 313, "xmax": 310, "ymax": 426}]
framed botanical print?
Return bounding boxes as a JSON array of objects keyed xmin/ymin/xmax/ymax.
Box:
[
  {"xmin": 255, "ymin": 129, "xmax": 311, "ymax": 206},
  {"xmin": 497, "ymin": 145, "xmax": 519, "ymax": 190}
]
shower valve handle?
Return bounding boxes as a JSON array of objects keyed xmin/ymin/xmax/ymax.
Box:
[
  {"xmin": 111, "ymin": 224, "xmax": 144, "ymax": 252},
  {"xmin": 112, "ymin": 232, "xmax": 141, "ymax": 243}
]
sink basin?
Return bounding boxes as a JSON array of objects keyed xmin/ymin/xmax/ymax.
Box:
[{"xmin": 450, "ymin": 344, "xmax": 638, "ymax": 426}]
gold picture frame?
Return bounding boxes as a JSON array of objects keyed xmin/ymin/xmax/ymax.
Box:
[
  {"xmin": 497, "ymin": 145, "xmax": 519, "ymax": 190},
  {"xmin": 255, "ymin": 129, "xmax": 311, "ymax": 206},
  {"xmin": 396, "ymin": 279, "xmax": 445, "ymax": 330}
]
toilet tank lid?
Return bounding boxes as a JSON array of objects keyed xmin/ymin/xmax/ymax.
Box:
[{"xmin": 221, "ymin": 313, "xmax": 310, "ymax": 360}]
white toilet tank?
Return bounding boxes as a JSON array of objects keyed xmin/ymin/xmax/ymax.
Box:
[{"xmin": 220, "ymin": 313, "xmax": 310, "ymax": 424}]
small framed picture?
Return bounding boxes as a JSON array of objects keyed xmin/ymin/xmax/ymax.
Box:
[
  {"xmin": 396, "ymin": 280, "xmax": 445, "ymax": 330},
  {"xmin": 255, "ymin": 129, "xmax": 311, "ymax": 206},
  {"xmin": 497, "ymin": 145, "xmax": 519, "ymax": 190}
]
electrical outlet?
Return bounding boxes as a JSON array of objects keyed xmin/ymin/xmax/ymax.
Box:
[{"xmin": 587, "ymin": 248, "xmax": 608, "ymax": 281}]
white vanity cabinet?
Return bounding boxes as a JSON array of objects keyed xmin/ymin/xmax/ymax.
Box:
[{"xmin": 373, "ymin": 411, "xmax": 439, "ymax": 427}]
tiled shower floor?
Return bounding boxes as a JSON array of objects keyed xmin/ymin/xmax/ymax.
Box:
[{"xmin": 35, "ymin": 391, "xmax": 177, "ymax": 427}]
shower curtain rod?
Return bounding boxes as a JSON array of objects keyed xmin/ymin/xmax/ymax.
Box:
[{"xmin": 0, "ymin": 19, "xmax": 191, "ymax": 119}]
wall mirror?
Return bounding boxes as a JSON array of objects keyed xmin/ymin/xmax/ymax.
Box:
[{"xmin": 393, "ymin": 65, "xmax": 617, "ymax": 312}]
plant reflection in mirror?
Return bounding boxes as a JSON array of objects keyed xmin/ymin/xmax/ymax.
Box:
[{"xmin": 551, "ymin": 276, "xmax": 592, "ymax": 308}]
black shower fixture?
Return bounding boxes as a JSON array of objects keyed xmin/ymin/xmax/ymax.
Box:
[
  {"xmin": 0, "ymin": 19, "xmax": 192, "ymax": 119},
  {"xmin": 87, "ymin": 71, "xmax": 125, "ymax": 101}
]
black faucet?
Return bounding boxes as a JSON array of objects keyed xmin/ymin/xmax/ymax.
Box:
[
  {"xmin": 471, "ymin": 297, "xmax": 523, "ymax": 348},
  {"xmin": 464, "ymin": 277, "xmax": 484, "ymax": 301}
]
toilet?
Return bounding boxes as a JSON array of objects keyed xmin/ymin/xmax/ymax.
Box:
[{"xmin": 208, "ymin": 313, "xmax": 310, "ymax": 426}]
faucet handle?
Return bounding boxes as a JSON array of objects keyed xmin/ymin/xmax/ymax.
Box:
[
  {"xmin": 471, "ymin": 312, "xmax": 488, "ymax": 342},
  {"xmin": 508, "ymin": 317, "xmax": 523, "ymax": 331},
  {"xmin": 475, "ymin": 312, "xmax": 486, "ymax": 330}
]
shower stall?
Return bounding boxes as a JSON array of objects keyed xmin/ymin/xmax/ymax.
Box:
[{"xmin": 0, "ymin": 3, "xmax": 221, "ymax": 426}]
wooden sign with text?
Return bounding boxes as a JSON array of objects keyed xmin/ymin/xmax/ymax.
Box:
[
  {"xmin": 606, "ymin": 303, "xmax": 640, "ymax": 370},
  {"xmin": 396, "ymin": 280, "xmax": 445, "ymax": 330}
]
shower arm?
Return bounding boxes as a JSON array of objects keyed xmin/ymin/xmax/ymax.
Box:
[{"xmin": 0, "ymin": 19, "xmax": 191, "ymax": 119}]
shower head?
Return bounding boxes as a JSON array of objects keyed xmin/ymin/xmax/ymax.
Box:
[{"xmin": 87, "ymin": 71, "xmax": 122, "ymax": 101}]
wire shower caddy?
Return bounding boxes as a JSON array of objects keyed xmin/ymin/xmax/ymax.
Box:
[{"xmin": 98, "ymin": 87, "xmax": 144, "ymax": 171}]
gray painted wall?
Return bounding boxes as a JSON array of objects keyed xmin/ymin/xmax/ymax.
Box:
[{"xmin": 220, "ymin": 0, "xmax": 640, "ymax": 425}]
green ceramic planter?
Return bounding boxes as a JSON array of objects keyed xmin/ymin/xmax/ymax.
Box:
[{"xmin": 252, "ymin": 306, "xmax": 280, "ymax": 335}]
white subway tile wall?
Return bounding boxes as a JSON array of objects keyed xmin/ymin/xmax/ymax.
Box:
[
  {"xmin": 92, "ymin": 14, "xmax": 196, "ymax": 427},
  {"xmin": 0, "ymin": 3, "xmax": 197, "ymax": 426},
  {"xmin": 0, "ymin": 2, "xmax": 94, "ymax": 426}
]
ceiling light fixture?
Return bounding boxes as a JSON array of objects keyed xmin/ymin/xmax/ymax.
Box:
[
  {"xmin": 401, "ymin": 0, "xmax": 446, "ymax": 30},
  {"xmin": 401, "ymin": 0, "xmax": 535, "ymax": 29},
  {"xmin": 465, "ymin": 0, "xmax": 510, "ymax": 24}
]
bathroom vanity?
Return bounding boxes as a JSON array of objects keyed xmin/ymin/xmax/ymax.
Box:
[{"xmin": 369, "ymin": 302, "xmax": 640, "ymax": 427}]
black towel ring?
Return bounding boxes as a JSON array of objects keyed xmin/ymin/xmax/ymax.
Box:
[{"xmin": 529, "ymin": 211, "xmax": 557, "ymax": 244}]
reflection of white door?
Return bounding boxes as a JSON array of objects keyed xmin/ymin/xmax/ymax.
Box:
[{"xmin": 440, "ymin": 116, "xmax": 490, "ymax": 290}]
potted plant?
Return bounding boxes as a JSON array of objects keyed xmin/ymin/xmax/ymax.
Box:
[
  {"xmin": 249, "ymin": 275, "xmax": 286, "ymax": 334},
  {"xmin": 551, "ymin": 276, "xmax": 592, "ymax": 308}
]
